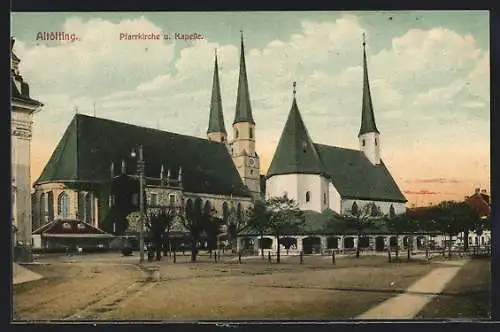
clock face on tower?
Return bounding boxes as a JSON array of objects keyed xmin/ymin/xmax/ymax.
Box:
[{"xmin": 248, "ymin": 157, "xmax": 256, "ymax": 167}]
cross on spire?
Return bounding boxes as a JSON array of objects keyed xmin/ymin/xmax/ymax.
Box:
[
  {"xmin": 362, "ymin": 32, "xmax": 366, "ymax": 47},
  {"xmin": 293, "ymin": 81, "xmax": 296, "ymax": 96}
]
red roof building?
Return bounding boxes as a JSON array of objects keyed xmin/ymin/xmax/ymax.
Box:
[{"xmin": 464, "ymin": 188, "xmax": 490, "ymax": 219}]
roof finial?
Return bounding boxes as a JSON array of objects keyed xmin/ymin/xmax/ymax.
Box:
[
  {"xmin": 362, "ymin": 32, "xmax": 366, "ymax": 48},
  {"xmin": 293, "ymin": 81, "xmax": 296, "ymax": 96}
]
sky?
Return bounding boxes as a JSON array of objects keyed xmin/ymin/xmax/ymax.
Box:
[{"xmin": 11, "ymin": 11, "xmax": 490, "ymax": 207}]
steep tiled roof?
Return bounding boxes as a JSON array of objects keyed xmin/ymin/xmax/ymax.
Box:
[
  {"xmin": 35, "ymin": 114, "xmax": 251, "ymax": 198},
  {"xmin": 314, "ymin": 144, "xmax": 407, "ymax": 203},
  {"xmin": 266, "ymin": 95, "xmax": 325, "ymax": 178}
]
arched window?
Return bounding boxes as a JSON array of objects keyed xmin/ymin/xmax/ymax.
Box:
[
  {"xmin": 222, "ymin": 202, "xmax": 229, "ymax": 222},
  {"xmin": 221, "ymin": 136, "xmax": 225, "ymax": 142},
  {"xmin": 249, "ymin": 127, "xmax": 253, "ymax": 139},
  {"xmin": 40, "ymin": 192, "xmax": 46, "ymax": 223},
  {"xmin": 351, "ymin": 201, "xmax": 359, "ymax": 216},
  {"xmin": 375, "ymin": 138, "xmax": 378, "ymax": 146},
  {"xmin": 78, "ymin": 192, "xmax": 85, "ymax": 221},
  {"xmin": 47, "ymin": 192, "xmax": 54, "ymax": 221},
  {"xmin": 235, "ymin": 128, "xmax": 239, "ymax": 139},
  {"xmin": 185, "ymin": 199, "xmax": 194, "ymax": 219},
  {"xmin": 57, "ymin": 192, "xmax": 70, "ymax": 219},
  {"xmin": 85, "ymin": 193, "xmax": 93, "ymax": 223},
  {"xmin": 323, "ymin": 193, "xmax": 327, "ymax": 204},
  {"xmin": 362, "ymin": 139, "xmax": 366, "ymax": 147},
  {"xmin": 389, "ymin": 204, "xmax": 395, "ymax": 218},
  {"xmin": 203, "ymin": 200, "xmax": 212, "ymax": 216},
  {"xmin": 305, "ymin": 191, "xmax": 311, "ymax": 202},
  {"xmin": 237, "ymin": 203, "xmax": 243, "ymax": 221}
]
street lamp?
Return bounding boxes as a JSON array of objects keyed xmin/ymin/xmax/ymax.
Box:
[{"xmin": 131, "ymin": 145, "xmax": 145, "ymax": 263}]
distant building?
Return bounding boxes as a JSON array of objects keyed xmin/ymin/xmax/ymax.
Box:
[{"xmin": 11, "ymin": 37, "xmax": 44, "ymax": 260}]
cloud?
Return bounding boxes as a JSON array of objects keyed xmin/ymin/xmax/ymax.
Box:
[
  {"xmin": 15, "ymin": 16, "xmax": 175, "ymax": 99},
  {"xmin": 404, "ymin": 190, "xmax": 440, "ymax": 195},
  {"xmin": 407, "ymin": 178, "xmax": 463, "ymax": 184}
]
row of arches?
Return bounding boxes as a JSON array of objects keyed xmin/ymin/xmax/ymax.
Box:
[{"xmin": 247, "ymin": 236, "xmax": 427, "ymax": 254}]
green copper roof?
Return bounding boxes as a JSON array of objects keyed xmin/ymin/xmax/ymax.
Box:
[
  {"xmin": 358, "ymin": 39, "xmax": 379, "ymax": 136},
  {"xmin": 266, "ymin": 94, "xmax": 325, "ymax": 178},
  {"xmin": 314, "ymin": 144, "xmax": 407, "ymax": 202},
  {"xmin": 207, "ymin": 51, "xmax": 227, "ymax": 134},
  {"xmin": 233, "ymin": 32, "xmax": 255, "ymax": 125},
  {"xmin": 36, "ymin": 114, "xmax": 251, "ymax": 197}
]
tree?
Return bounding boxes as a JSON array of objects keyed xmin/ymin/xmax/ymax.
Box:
[
  {"xmin": 406, "ymin": 205, "xmax": 443, "ymax": 259},
  {"xmin": 227, "ymin": 203, "xmax": 246, "ymax": 253},
  {"xmin": 266, "ymin": 196, "xmax": 305, "ymax": 263},
  {"xmin": 145, "ymin": 206, "xmax": 179, "ymax": 261},
  {"xmin": 204, "ymin": 214, "xmax": 224, "ymax": 254},
  {"xmin": 246, "ymin": 199, "xmax": 271, "ymax": 258},
  {"xmin": 435, "ymin": 201, "xmax": 469, "ymax": 258},
  {"xmin": 180, "ymin": 198, "xmax": 211, "ymax": 262},
  {"xmin": 387, "ymin": 211, "xmax": 423, "ymax": 261},
  {"xmin": 345, "ymin": 201, "xmax": 382, "ymax": 258}
]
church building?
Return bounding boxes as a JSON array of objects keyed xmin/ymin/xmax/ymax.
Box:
[
  {"xmin": 11, "ymin": 37, "xmax": 44, "ymax": 260},
  {"xmin": 266, "ymin": 36, "xmax": 407, "ymax": 216},
  {"xmin": 31, "ymin": 33, "xmax": 261, "ymax": 247}
]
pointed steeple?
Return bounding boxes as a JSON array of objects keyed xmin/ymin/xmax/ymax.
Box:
[
  {"xmin": 358, "ymin": 33, "xmax": 379, "ymax": 137},
  {"xmin": 233, "ymin": 30, "xmax": 255, "ymax": 125},
  {"xmin": 207, "ymin": 49, "xmax": 227, "ymax": 135},
  {"xmin": 266, "ymin": 82, "xmax": 324, "ymax": 178}
]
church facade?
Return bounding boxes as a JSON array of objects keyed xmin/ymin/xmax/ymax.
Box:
[
  {"xmin": 31, "ymin": 33, "xmax": 261, "ymax": 246},
  {"xmin": 11, "ymin": 38, "xmax": 44, "ymax": 260}
]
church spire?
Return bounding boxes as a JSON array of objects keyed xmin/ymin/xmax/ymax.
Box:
[
  {"xmin": 358, "ymin": 33, "xmax": 379, "ymax": 137},
  {"xmin": 207, "ymin": 48, "xmax": 227, "ymax": 135},
  {"xmin": 233, "ymin": 30, "xmax": 254, "ymax": 125},
  {"xmin": 266, "ymin": 82, "xmax": 324, "ymax": 178}
]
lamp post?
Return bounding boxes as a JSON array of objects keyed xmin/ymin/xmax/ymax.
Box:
[{"xmin": 131, "ymin": 145, "xmax": 145, "ymax": 263}]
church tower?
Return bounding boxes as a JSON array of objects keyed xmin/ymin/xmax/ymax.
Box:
[
  {"xmin": 358, "ymin": 34, "xmax": 381, "ymax": 166},
  {"xmin": 207, "ymin": 49, "xmax": 228, "ymax": 143},
  {"xmin": 231, "ymin": 31, "xmax": 261, "ymax": 198}
]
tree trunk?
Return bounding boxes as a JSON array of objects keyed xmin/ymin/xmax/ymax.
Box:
[
  {"xmin": 407, "ymin": 236, "xmax": 411, "ymax": 261},
  {"xmin": 425, "ymin": 234, "xmax": 429, "ymax": 260},
  {"xmin": 276, "ymin": 234, "xmax": 281, "ymax": 264},
  {"xmin": 191, "ymin": 237, "xmax": 198, "ymax": 262},
  {"xmin": 155, "ymin": 237, "xmax": 162, "ymax": 261},
  {"xmin": 260, "ymin": 232, "xmax": 264, "ymax": 258}
]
